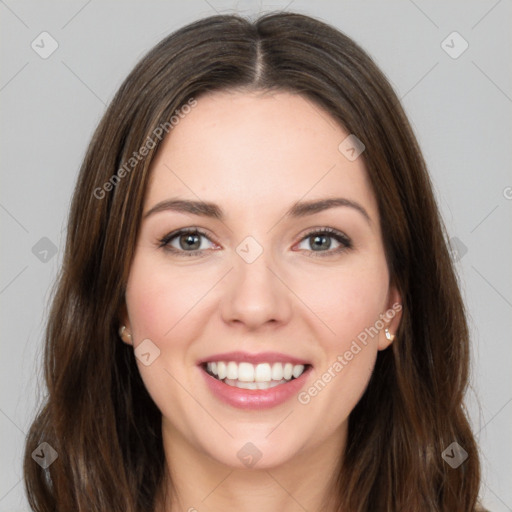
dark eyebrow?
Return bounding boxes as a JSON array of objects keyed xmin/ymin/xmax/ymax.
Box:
[
  {"xmin": 144, "ymin": 199, "xmax": 223, "ymax": 220},
  {"xmin": 285, "ymin": 198, "xmax": 371, "ymax": 224},
  {"xmin": 144, "ymin": 197, "xmax": 371, "ymax": 224}
]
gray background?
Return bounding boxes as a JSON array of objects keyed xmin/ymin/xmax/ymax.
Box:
[{"xmin": 1, "ymin": 1, "xmax": 511, "ymax": 510}]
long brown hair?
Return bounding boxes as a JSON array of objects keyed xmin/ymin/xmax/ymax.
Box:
[{"xmin": 23, "ymin": 12, "xmax": 483, "ymax": 511}]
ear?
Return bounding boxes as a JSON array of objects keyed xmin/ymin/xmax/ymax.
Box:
[
  {"xmin": 117, "ymin": 302, "xmax": 133, "ymax": 346},
  {"xmin": 377, "ymin": 284, "xmax": 403, "ymax": 351}
]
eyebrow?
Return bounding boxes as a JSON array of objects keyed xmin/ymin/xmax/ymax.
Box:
[{"xmin": 143, "ymin": 197, "xmax": 371, "ymax": 224}]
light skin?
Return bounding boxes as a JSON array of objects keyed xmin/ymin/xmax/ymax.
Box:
[{"xmin": 121, "ymin": 90, "xmax": 402, "ymax": 512}]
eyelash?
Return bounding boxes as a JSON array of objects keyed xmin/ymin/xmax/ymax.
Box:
[{"xmin": 158, "ymin": 227, "xmax": 352, "ymax": 258}]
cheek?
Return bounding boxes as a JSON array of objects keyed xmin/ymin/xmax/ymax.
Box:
[
  {"xmin": 294, "ymin": 267, "xmax": 386, "ymax": 436},
  {"xmin": 124, "ymin": 254, "xmax": 203, "ymax": 425},
  {"xmin": 125, "ymin": 252, "xmax": 206, "ymax": 340},
  {"xmin": 294, "ymin": 259, "xmax": 387, "ymax": 405},
  {"xmin": 297, "ymin": 258, "xmax": 389, "ymax": 349}
]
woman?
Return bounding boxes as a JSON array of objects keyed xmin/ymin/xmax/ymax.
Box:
[{"xmin": 23, "ymin": 11, "xmax": 486, "ymax": 511}]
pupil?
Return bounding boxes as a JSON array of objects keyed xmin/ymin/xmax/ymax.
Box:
[
  {"xmin": 181, "ymin": 233, "xmax": 200, "ymax": 250},
  {"xmin": 312, "ymin": 234, "xmax": 330, "ymax": 251}
]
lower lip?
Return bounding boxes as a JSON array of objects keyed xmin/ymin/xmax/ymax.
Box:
[{"xmin": 200, "ymin": 365, "xmax": 312, "ymax": 410}]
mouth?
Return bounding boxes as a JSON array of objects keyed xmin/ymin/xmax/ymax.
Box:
[{"xmin": 200, "ymin": 360, "xmax": 312, "ymax": 390}]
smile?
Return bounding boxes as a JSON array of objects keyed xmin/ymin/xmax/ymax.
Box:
[
  {"xmin": 198, "ymin": 353, "xmax": 313, "ymax": 409},
  {"xmin": 204, "ymin": 361, "xmax": 307, "ymax": 390}
]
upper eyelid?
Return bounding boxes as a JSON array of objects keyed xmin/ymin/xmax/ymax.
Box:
[
  {"xmin": 159, "ymin": 227, "xmax": 217, "ymax": 245},
  {"xmin": 301, "ymin": 226, "xmax": 349, "ymax": 239}
]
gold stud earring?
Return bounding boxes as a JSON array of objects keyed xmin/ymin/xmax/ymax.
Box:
[
  {"xmin": 384, "ymin": 328, "xmax": 395, "ymax": 342},
  {"xmin": 119, "ymin": 325, "xmax": 133, "ymax": 345}
]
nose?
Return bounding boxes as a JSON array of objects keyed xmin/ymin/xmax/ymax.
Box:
[{"xmin": 219, "ymin": 243, "xmax": 293, "ymax": 331}]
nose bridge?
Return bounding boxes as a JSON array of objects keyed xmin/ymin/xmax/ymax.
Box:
[{"xmin": 219, "ymin": 232, "xmax": 291, "ymax": 328}]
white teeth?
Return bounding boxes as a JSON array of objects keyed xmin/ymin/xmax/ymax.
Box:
[
  {"xmin": 217, "ymin": 361, "xmax": 227, "ymax": 380},
  {"xmin": 205, "ymin": 361, "xmax": 307, "ymax": 383},
  {"xmin": 230, "ymin": 380, "xmax": 258, "ymax": 390},
  {"xmin": 238, "ymin": 362, "xmax": 255, "ymax": 382},
  {"xmin": 292, "ymin": 364, "xmax": 305, "ymax": 378},
  {"xmin": 255, "ymin": 363, "xmax": 272, "ymax": 382},
  {"xmin": 271, "ymin": 362, "xmax": 284, "ymax": 380},
  {"xmin": 224, "ymin": 378, "xmax": 287, "ymax": 390},
  {"xmin": 226, "ymin": 361, "xmax": 238, "ymax": 380}
]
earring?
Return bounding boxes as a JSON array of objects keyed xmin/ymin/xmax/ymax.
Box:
[
  {"xmin": 384, "ymin": 328, "xmax": 395, "ymax": 342},
  {"xmin": 119, "ymin": 325, "xmax": 133, "ymax": 345}
]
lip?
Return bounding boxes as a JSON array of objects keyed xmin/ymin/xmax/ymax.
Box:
[
  {"xmin": 196, "ymin": 351, "xmax": 311, "ymax": 366},
  {"xmin": 199, "ymin": 364, "xmax": 313, "ymax": 410}
]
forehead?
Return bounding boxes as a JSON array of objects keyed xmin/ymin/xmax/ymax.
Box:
[{"xmin": 145, "ymin": 90, "xmax": 377, "ymax": 220}]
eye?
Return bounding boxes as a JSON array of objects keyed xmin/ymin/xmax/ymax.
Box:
[
  {"xmin": 158, "ymin": 228, "xmax": 217, "ymax": 257},
  {"xmin": 295, "ymin": 227, "xmax": 352, "ymax": 257},
  {"xmin": 158, "ymin": 226, "xmax": 352, "ymax": 258}
]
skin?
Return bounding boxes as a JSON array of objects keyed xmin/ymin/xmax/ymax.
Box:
[{"xmin": 121, "ymin": 90, "xmax": 402, "ymax": 512}]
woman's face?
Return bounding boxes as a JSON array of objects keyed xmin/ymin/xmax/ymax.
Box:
[{"xmin": 123, "ymin": 90, "xmax": 401, "ymax": 469}]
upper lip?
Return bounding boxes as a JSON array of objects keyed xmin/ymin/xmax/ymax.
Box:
[{"xmin": 197, "ymin": 351, "xmax": 311, "ymax": 366}]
